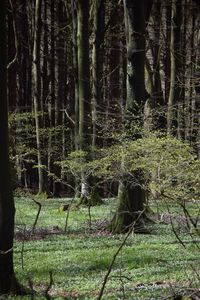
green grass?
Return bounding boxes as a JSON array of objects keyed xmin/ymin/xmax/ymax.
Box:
[{"xmin": 10, "ymin": 197, "xmax": 200, "ymax": 299}]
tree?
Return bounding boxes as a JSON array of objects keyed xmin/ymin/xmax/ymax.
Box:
[
  {"xmin": 91, "ymin": 0, "xmax": 105, "ymax": 147},
  {"xmin": 32, "ymin": 0, "xmax": 48, "ymax": 194},
  {"xmin": 110, "ymin": 0, "xmax": 152, "ymax": 233},
  {"xmin": 167, "ymin": 0, "xmax": 182, "ymax": 135},
  {"xmin": 0, "ymin": 0, "xmax": 21, "ymax": 294},
  {"xmin": 76, "ymin": 0, "xmax": 91, "ymax": 202}
]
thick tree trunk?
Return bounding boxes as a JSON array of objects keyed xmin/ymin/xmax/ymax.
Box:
[
  {"xmin": 0, "ymin": 0, "xmax": 22, "ymax": 294},
  {"xmin": 110, "ymin": 0, "xmax": 152, "ymax": 233},
  {"xmin": 110, "ymin": 180, "xmax": 146, "ymax": 233}
]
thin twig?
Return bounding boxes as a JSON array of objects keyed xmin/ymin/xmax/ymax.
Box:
[
  {"xmin": 44, "ymin": 271, "xmax": 53, "ymax": 300},
  {"xmin": 97, "ymin": 211, "xmax": 144, "ymax": 300},
  {"xmin": 164, "ymin": 200, "xmax": 186, "ymax": 248},
  {"xmin": 21, "ymin": 224, "xmax": 26, "ymax": 270},
  {"xmin": 28, "ymin": 277, "xmax": 35, "ymax": 300},
  {"xmin": 32, "ymin": 198, "xmax": 42, "ymax": 233},
  {"xmin": 64, "ymin": 198, "xmax": 75, "ymax": 233},
  {"xmin": 61, "ymin": 109, "xmax": 75, "ymax": 125},
  {"xmin": 88, "ymin": 203, "xmax": 92, "ymax": 230}
]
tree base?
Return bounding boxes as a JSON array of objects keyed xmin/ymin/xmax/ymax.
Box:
[
  {"xmin": 0, "ymin": 275, "xmax": 27, "ymax": 297},
  {"xmin": 108, "ymin": 181, "xmax": 150, "ymax": 234},
  {"xmin": 108, "ymin": 211, "xmax": 150, "ymax": 234}
]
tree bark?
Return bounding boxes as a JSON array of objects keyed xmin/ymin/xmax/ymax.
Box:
[
  {"xmin": 0, "ymin": 0, "xmax": 21, "ymax": 294},
  {"xmin": 91, "ymin": 0, "xmax": 105, "ymax": 148},
  {"xmin": 53, "ymin": 0, "xmax": 66, "ymax": 197},
  {"xmin": 77, "ymin": 0, "xmax": 91, "ymax": 201},
  {"xmin": 110, "ymin": 0, "xmax": 152, "ymax": 233},
  {"xmin": 32, "ymin": 0, "xmax": 47, "ymax": 194},
  {"xmin": 167, "ymin": 0, "xmax": 182, "ymax": 135}
]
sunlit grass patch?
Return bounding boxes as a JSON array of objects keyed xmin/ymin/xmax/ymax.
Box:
[{"xmin": 13, "ymin": 197, "xmax": 200, "ymax": 299}]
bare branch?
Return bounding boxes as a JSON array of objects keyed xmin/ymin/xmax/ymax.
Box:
[{"xmin": 61, "ymin": 109, "xmax": 75, "ymax": 125}]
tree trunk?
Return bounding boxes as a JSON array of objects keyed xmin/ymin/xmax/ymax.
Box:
[
  {"xmin": 167, "ymin": 0, "xmax": 182, "ymax": 135},
  {"xmin": 110, "ymin": 0, "xmax": 152, "ymax": 233},
  {"xmin": 91, "ymin": 0, "xmax": 105, "ymax": 148},
  {"xmin": 53, "ymin": 0, "xmax": 66, "ymax": 197},
  {"xmin": 77, "ymin": 0, "xmax": 91, "ymax": 201},
  {"xmin": 32, "ymin": 0, "xmax": 47, "ymax": 194},
  {"xmin": 7, "ymin": 1, "xmax": 17, "ymax": 110},
  {"xmin": 0, "ymin": 0, "xmax": 22, "ymax": 293},
  {"xmin": 46, "ymin": 0, "xmax": 55, "ymax": 194},
  {"xmin": 71, "ymin": 0, "xmax": 80, "ymax": 198}
]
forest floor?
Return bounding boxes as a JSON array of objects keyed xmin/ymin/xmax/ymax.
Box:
[{"xmin": 10, "ymin": 196, "xmax": 200, "ymax": 299}]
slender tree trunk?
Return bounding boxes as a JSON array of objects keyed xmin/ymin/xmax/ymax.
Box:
[
  {"xmin": 53, "ymin": 1, "xmax": 66, "ymax": 197},
  {"xmin": 32, "ymin": 0, "xmax": 46, "ymax": 194},
  {"xmin": 167, "ymin": 0, "xmax": 182, "ymax": 135},
  {"xmin": 71, "ymin": 0, "xmax": 80, "ymax": 197},
  {"xmin": 91, "ymin": 0, "xmax": 105, "ymax": 148},
  {"xmin": 77, "ymin": 0, "xmax": 91, "ymax": 201},
  {"xmin": 192, "ymin": 9, "xmax": 200, "ymax": 157},
  {"xmin": 160, "ymin": 2, "xmax": 171, "ymax": 107},
  {"xmin": 146, "ymin": 0, "xmax": 165, "ymax": 129},
  {"xmin": 47, "ymin": 0, "xmax": 55, "ymax": 194},
  {"xmin": 184, "ymin": 2, "xmax": 193, "ymax": 141},
  {"xmin": 71, "ymin": 0, "xmax": 79, "ymax": 152},
  {"xmin": 108, "ymin": 3, "xmax": 121, "ymax": 121},
  {"xmin": 42, "ymin": 0, "xmax": 49, "ymax": 113}
]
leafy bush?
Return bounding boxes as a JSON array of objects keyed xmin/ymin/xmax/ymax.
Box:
[{"xmin": 59, "ymin": 132, "xmax": 200, "ymax": 205}]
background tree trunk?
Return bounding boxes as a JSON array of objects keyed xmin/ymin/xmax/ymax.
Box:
[
  {"xmin": 77, "ymin": 0, "xmax": 91, "ymax": 201},
  {"xmin": 91, "ymin": 0, "xmax": 105, "ymax": 148},
  {"xmin": 167, "ymin": 0, "xmax": 182, "ymax": 135},
  {"xmin": 32, "ymin": 0, "xmax": 48, "ymax": 194}
]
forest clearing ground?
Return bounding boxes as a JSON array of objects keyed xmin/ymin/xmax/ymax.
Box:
[{"xmin": 11, "ymin": 197, "xmax": 200, "ymax": 299}]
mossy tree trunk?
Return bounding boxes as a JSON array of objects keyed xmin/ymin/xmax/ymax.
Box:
[
  {"xmin": 110, "ymin": 0, "xmax": 152, "ymax": 233},
  {"xmin": 0, "ymin": 0, "xmax": 22, "ymax": 294}
]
